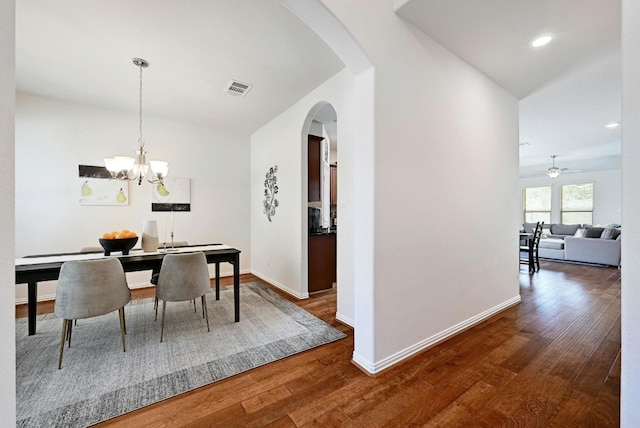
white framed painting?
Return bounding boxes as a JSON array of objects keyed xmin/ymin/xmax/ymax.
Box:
[
  {"xmin": 78, "ymin": 165, "xmax": 129, "ymax": 206},
  {"xmin": 151, "ymin": 177, "xmax": 191, "ymax": 211}
]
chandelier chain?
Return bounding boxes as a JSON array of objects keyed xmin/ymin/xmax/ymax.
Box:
[{"xmin": 138, "ymin": 61, "xmax": 144, "ymax": 149}]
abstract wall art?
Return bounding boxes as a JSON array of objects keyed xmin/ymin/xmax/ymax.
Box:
[
  {"xmin": 263, "ymin": 165, "xmax": 279, "ymax": 222},
  {"xmin": 151, "ymin": 177, "xmax": 191, "ymax": 212},
  {"xmin": 78, "ymin": 165, "xmax": 129, "ymax": 206}
]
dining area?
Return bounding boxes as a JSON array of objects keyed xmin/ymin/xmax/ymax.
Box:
[{"xmin": 15, "ymin": 244, "xmax": 241, "ymax": 338}]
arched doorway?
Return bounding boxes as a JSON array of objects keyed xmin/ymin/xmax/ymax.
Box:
[{"xmin": 301, "ymin": 103, "xmax": 338, "ymax": 296}]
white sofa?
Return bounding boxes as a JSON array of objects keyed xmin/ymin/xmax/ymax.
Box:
[{"xmin": 537, "ymin": 227, "xmax": 621, "ymax": 267}]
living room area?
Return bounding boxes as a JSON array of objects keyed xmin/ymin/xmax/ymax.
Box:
[
  {"xmin": 517, "ymin": 28, "xmax": 621, "ymax": 270},
  {"xmin": 520, "ymin": 169, "xmax": 621, "ymax": 268}
]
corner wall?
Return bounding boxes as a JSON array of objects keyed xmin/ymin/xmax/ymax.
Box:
[
  {"xmin": 0, "ymin": 0, "xmax": 16, "ymax": 422},
  {"xmin": 621, "ymin": 0, "xmax": 640, "ymax": 425},
  {"xmin": 15, "ymin": 93, "xmax": 252, "ymax": 302},
  {"xmin": 322, "ymin": 0, "xmax": 521, "ymax": 371}
]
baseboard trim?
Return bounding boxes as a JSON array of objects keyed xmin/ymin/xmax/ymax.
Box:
[
  {"xmin": 14, "ymin": 269, "xmax": 251, "ymax": 305},
  {"xmin": 251, "ymin": 270, "xmax": 309, "ymax": 299},
  {"xmin": 335, "ymin": 312, "xmax": 354, "ymax": 328},
  {"xmin": 352, "ymin": 295, "xmax": 522, "ymax": 375}
]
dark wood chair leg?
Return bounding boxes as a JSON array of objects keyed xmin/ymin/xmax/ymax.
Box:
[
  {"xmin": 202, "ymin": 295, "xmax": 210, "ymax": 332},
  {"xmin": 119, "ymin": 307, "xmax": 127, "ymax": 352}
]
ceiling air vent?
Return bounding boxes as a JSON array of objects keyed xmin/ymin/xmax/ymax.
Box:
[{"xmin": 224, "ymin": 80, "xmax": 252, "ymax": 97}]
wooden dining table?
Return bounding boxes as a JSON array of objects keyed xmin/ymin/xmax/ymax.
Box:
[{"xmin": 15, "ymin": 244, "xmax": 241, "ymax": 336}]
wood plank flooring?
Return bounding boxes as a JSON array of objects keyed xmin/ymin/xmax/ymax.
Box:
[{"xmin": 16, "ymin": 263, "xmax": 621, "ymax": 427}]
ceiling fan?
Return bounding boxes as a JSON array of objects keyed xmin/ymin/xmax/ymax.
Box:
[{"xmin": 529, "ymin": 155, "xmax": 581, "ymax": 178}]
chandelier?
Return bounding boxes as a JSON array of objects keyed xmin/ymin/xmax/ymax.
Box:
[{"xmin": 104, "ymin": 58, "xmax": 169, "ymax": 185}]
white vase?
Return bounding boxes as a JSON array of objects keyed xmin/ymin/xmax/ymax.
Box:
[{"xmin": 141, "ymin": 220, "xmax": 159, "ymax": 252}]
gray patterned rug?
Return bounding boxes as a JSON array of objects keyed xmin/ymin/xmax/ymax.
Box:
[{"xmin": 16, "ymin": 282, "xmax": 345, "ymax": 427}]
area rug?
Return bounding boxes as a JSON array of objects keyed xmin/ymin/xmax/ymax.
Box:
[{"xmin": 16, "ymin": 282, "xmax": 345, "ymax": 427}]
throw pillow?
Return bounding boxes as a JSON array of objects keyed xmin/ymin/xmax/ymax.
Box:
[
  {"xmin": 601, "ymin": 228, "xmax": 622, "ymax": 240},
  {"xmin": 584, "ymin": 227, "xmax": 605, "ymax": 238},
  {"xmin": 551, "ymin": 224, "xmax": 581, "ymax": 236},
  {"xmin": 574, "ymin": 228, "xmax": 586, "ymax": 238}
]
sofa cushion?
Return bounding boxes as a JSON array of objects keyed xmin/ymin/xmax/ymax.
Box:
[
  {"xmin": 601, "ymin": 228, "xmax": 621, "ymax": 240},
  {"xmin": 551, "ymin": 224, "xmax": 581, "ymax": 236},
  {"xmin": 523, "ymin": 222, "xmax": 538, "ymax": 233},
  {"xmin": 539, "ymin": 238, "xmax": 565, "ymax": 250},
  {"xmin": 584, "ymin": 227, "xmax": 605, "ymax": 238}
]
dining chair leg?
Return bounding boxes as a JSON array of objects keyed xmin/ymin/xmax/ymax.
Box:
[
  {"xmin": 122, "ymin": 306, "xmax": 127, "ymax": 335},
  {"xmin": 58, "ymin": 319, "xmax": 68, "ymax": 369},
  {"xmin": 160, "ymin": 300, "xmax": 167, "ymax": 343},
  {"xmin": 202, "ymin": 295, "xmax": 210, "ymax": 332},
  {"xmin": 119, "ymin": 307, "xmax": 127, "ymax": 352},
  {"xmin": 529, "ymin": 252, "xmax": 535, "ymax": 273},
  {"xmin": 154, "ymin": 296, "xmax": 158, "ymax": 321},
  {"xmin": 193, "ymin": 299, "xmax": 196, "ymax": 313},
  {"xmin": 67, "ymin": 318, "xmax": 73, "ymax": 347}
]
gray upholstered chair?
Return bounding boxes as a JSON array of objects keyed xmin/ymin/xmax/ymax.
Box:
[
  {"xmin": 150, "ymin": 241, "xmax": 190, "ymax": 287},
  {"xmin": 156, "ymin": 252, "xmax": 211, "ymax": 342},
  {"xmin": 54, "ymin": 258, "xmax": 131, "ymax": 369}
]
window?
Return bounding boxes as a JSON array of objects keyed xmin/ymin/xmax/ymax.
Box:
[
  {"xmin": 561, "ymin": 183, "xmax": 593, "ymax": 225},
  {"xmin": 523, "ymin": 186, "xmax": 551, "ymax": 224}
]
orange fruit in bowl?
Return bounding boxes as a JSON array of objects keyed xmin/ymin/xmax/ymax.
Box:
[{"xmin": 102, "ymin": 229, "xmax": 137, "ymax": 240}]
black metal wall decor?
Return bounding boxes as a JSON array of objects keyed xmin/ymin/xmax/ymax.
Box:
[{"xmin": 263, "ymin": 165, "xmax": 279, "ymax": 222}]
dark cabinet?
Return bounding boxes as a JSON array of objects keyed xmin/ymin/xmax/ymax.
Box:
[
  {"xmin": 308, "ymin": 135, "xmax": 323, "ymax": 202},
  {"xmin": 330, "ymin": 164, "xmax": 337, "ymax": 205},
  {"xmin": 308, "ymin": 233, "xmax": 336, "ymax": 293}
]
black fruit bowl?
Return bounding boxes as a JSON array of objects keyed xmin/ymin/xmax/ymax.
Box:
[{"xmin": 98, "ymin": 237, "xmax": 138, "ymax": 256}]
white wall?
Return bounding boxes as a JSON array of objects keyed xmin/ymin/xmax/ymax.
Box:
[
  {"xmin": 520, "ymin": 169, "xmax": 621, "ymax": 225},
  {"xmin": 251, "ymin": 68, "xmax": 357, "ymax": 325},
  {"xmin": 15, "ymin": 93, "xmax": 251, "ymax": 302},
  {"xmin": 621, "ymin": 0, "xmax": 640, "ymax": 425},
  {"xmin": 322, "ymin": 0, "xmax": 520, "ymax": 371},
  {"xmin": 0, "ymin": 0, "xmax": 16, "ymax": 422}
]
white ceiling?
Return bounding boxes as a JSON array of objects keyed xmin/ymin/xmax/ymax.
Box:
[
  {"xmin": 15, "ymin": 0, "xmax": 344, "ymax": 134},
  {"xmin": 396, "ymin": 0, "xmax": 622, "ymax": 176},
  {"xmin": 16, "ymin": 1, "xmax": 623, "ymax": 176}
]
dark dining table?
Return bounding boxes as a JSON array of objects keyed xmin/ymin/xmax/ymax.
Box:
[{"xmin": 15, "ymin": 244, "xmax": 241, "ymax": 335}]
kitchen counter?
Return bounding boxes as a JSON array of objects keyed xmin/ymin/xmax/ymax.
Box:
[{"xmin": 310, "ymin": 229, "xmax": 337, "ymax": 236}]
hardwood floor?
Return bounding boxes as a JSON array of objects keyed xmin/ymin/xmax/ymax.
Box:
[{"xmin": 16, "ymin": 263, "xmax": 621, "ymax": 427}]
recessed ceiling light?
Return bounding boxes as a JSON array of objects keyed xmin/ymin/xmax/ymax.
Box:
[
  {"xmin": 530, "ymin": 34, "xmax": 555, "ymax": 48},
  {"xmin": 605, "ymin": 122, "xmax": 620, "ymax": 128}
]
